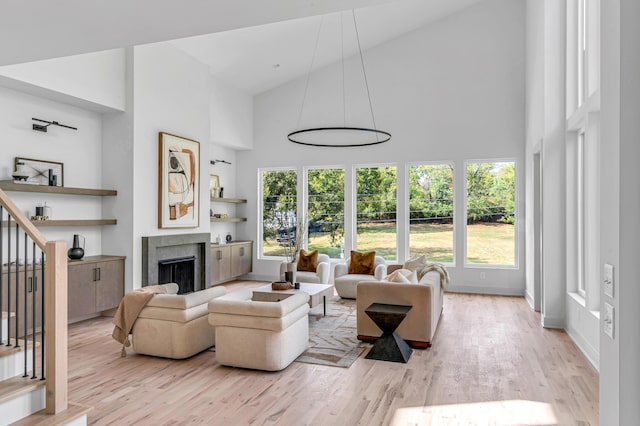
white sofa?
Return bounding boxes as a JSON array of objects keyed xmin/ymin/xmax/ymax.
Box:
[
  {"xmin": 208, "ymin": 288, "xmax": 310, "ymax": 371},
  {"xmin": 132, "ymin": 284, "xmax": 226, "ymax": 359},
  {"xmin": 356, "ymin": 269, "xmax": 443, "ymax": 348},
  {"xmin": 334, "ymin": 255, "xmax": 387, "ymax": 299},
  {"xmin": 279, "ymin": 253, "xmax": 331, "ymax": 284}
]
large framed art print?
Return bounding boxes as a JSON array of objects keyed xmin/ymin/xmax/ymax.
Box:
[{"xmin": 158, "ymin": 132, "xmax": 200, "ymax": 228}]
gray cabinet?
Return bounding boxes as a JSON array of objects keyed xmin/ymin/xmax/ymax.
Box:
[
  {"xmin": 211, "ymin": 241, "xmax": 252, "ymax": 284},
  {"xmin": 68, "ymin": 255, "xmax": 124, "ymax": 319}
]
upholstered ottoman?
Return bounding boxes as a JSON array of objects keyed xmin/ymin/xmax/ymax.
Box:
[
  {"xmin": 132, "ymin": 284, "xmax": 226, "ymax": 359},
  {"xmin": 208, "ymin": 288, "xmax": 310, "ymax": 371}
]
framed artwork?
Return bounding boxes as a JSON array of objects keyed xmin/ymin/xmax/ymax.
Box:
[
  {"xmin": 158, "ymin": 132, "xmax": 200, "ymax": 228},
  {"xmin": 210, "ymin": 174, "xmax": 220, "ymax": 199},
  {"xmin": 14, "ymin": 157, "xmax": 64, "ymax": 186}
]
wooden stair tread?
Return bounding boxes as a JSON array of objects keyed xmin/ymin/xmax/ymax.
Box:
[
  {"xmin": 0, "ymin": 374, "xmax": 45, "ymax": 404},
  {"xmin": 0, "ymin": 339, "xmax": 39, "ymax": 358},
  {"xmin": 12, "ymin": 401, "xmax": 93, "ymax": 425},
  {"xmin": 2, "ymin": 311, "xmax": 16, "ymax": 319}
]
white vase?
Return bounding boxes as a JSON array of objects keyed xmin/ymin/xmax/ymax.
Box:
[{"xmin": 285, "ymin": 261, "xmax": 297, "ymax": 284}]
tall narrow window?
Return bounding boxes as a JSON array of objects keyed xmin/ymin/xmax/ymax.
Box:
[
  {"xmin": 356, "ymin": 166, "xmax": 397, "ymax": 260},
  {"xmin": 577, "ymin": 132, "xmax": 586, "ymax": 296},
  {"xmin": 261, "ymin": 169, "xmax": 297, "ymax": 257},
  {"xmin": 578, "ymin": 0, "xmax": 587, "ymax": 106},
  {"xmin": 466, "ymin": 162, "xmax": 516, "ymax": 266},
  {"xmin": 409, "ymin": 164, "xmax": 454, "ymax": 263},
  {"xmin": 307, "ymin": 168, "xmax": 345, "ymax": 259}
]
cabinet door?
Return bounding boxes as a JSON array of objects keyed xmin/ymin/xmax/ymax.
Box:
[
  {"xmin": 211, "ymin": 245, "xmax": 231, "ymax": 283},
  {"xmin": 67, "ymin": 263, "xmax": 96, "ymax": 319},
  {"xmin": 2, "ymin": 268, "xmax": 43, "ymax": 338},
  {"xmin": 231, "ymin": 242, "xmax": 252, "ymax": 277},
  {"xmin": 95, "ymin": 259, "xmax": 124, "ymax": 311}
]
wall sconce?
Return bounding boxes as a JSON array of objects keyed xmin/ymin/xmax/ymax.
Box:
[
  {"xmin": 210, "ymin": 159, "xmax": 232, "ymax": 165},
  {"xmin": 32, "ymin": 117, "xmax": 77, "ymax": 133}
]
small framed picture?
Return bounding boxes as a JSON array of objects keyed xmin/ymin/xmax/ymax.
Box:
[
  {"xmin": 15, "ymin": 157, "xmax": 64, "ymax": 186},
  {"xmin": 210, "ymin": 174, "xmax": 220, "ymax": 199}
]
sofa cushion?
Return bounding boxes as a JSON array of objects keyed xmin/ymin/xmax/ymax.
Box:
[
  {"xmin": 403, "ymin": 254, "xmax": 427, "ymax": 272},
  {"xmin": 348, "ymin": 250, "xmax": 376, "ymax": 275},
  {"xmin": 145, "ymin": 286, "xmax": 226, "ymax": 310},
  {"xmin": 297, "ymin": 249, "xmax": 319, "ymax": 272}
]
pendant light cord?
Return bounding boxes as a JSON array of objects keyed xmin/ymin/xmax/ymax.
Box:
[
  {"xmin": 297, "ymin": 16, "xmax": 324, "ymax": 129},
  {"xmin": 352, "ymin": 9, "xmax": 379, "ymax": 141}
]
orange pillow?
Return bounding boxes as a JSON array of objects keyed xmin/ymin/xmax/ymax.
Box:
[
  {"xmin": 348, "ymin": 250, "xmax": 376, "ymax": 275},
  {"xmin": 297, "ymin": 249, "xmax": 319, "ymax": 272}
]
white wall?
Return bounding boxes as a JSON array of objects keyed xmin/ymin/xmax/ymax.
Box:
[
  {"xmin": 0, "ymin": 50, "xmax": 126, "ymax": 112},
  {"xmin": 240, "ymin": 0, "xmax": 526, "ymax": 292},
  {"xmin": 0, "ymin": 86, "xmax": 105, "ymax": 258},
  {"xmin": 600, "ymin": 0, "xmax": 640, "ymax": 423},
  {"xmin": 210, "ymin": 77, "xmax": 253, "ymax": 150}
]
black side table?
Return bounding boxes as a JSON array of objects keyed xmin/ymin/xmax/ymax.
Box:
[{"xmin": 364, "ymin": 303, "xmax": 413, "ymax": 363}]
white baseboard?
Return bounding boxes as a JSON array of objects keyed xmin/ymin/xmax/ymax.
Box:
[
  {"xmin": 541, "ymin": 314, "xmax": 564, "ymax": 328},
  {"xmin": 445, "ymin": 284, "xmax": 524, "ymax": 297},
  {"xmin": 565, "ymin": 326, "xmax": 599, "ymax": 371},
  {"xmin": 525, "ymin": 291, "xmax": 535, "ymax": 310}
]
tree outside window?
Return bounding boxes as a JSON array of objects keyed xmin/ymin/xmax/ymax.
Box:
[
  {"xmin": 261, "ymin": 169, "xmax": 297, "ymax": 257},
  {"xmin": 307, "ymin": 168, "xmax": 345, "ymax": 259}
]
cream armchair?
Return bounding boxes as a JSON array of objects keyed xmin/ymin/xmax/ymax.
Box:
[
  {"xmin": 279, "ymin": 253, "xmax": 331, "ymax": 284},
  {"xmin": 334, "ymin": 255, "xmax": 387, "ymax": 299},
  {"xmin": 131, "ymin": 284, "xmax": 226, "ymax": 359},
  {"xmin": 208, "ymin": 288, "xmax": 310, "ymax": 371}
]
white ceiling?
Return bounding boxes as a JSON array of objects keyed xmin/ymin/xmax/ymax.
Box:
[{"xmin": 169, "ymin": 0, "xmax": 484, "ymax": 95}]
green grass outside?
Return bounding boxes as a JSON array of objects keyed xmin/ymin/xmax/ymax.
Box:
[{"xmin": 263, "ymin": 222, "xmax": 515, "ymax": 265}]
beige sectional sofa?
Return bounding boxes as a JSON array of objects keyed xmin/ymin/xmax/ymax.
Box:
[
  {"xmin": 356, "ymin": 269, "xmax": 443, "ymax": 348},
  {"xmin": 131, "ymin": 284, "xmax": 226, "ymax": 359},
  {"xmin": 208, "ymin": 288, "xmax": 310, "ymax": 371}
]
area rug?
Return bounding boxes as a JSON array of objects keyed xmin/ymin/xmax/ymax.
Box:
[{"xmin": 295, "ymin": 296, "xmax": 369, "ymax": 368}]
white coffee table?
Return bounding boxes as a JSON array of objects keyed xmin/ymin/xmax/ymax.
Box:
[{"xmin": 252, "ymin": 282, "xmax": 335, "ymax": 316}]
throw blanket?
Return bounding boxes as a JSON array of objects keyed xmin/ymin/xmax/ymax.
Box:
[
  {"xmin": 112, "ymin": 285, "xmax": 168, "ymax": 357},
  {"xmin": 418, "ymin": 263, "xmax": 450, "ymax": 291}
]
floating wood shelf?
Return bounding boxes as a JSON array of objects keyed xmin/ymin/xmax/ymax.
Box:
[
  {"xmin": 210, "ymin": 217, "xmax": 247, "ymax": 223},
  {"xmin": 31, "ymin": 219, "xmax": 117, "ymax": 227},
  {"xmin": 0, "ymin": 180, "xmax": 117, "ymax": 196},
  {"xmin": 210, "ymin": 198, "xmax": 247, "ymax": 204}
]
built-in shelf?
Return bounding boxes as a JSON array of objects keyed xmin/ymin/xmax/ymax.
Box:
[
  {"xmin": 31, "ymin": 219, "xmax": 117, "ymax": 227},
  {"xmin": 0, "ymin": 180, "xmax": 117, "ymax": 196},
  {"xmin": 210, "ymin": 217, "xmax": 247, "ymax": 223},
  {"xmin": 210, "ymin": 197, "xmax": 247, "ymax": 204}
]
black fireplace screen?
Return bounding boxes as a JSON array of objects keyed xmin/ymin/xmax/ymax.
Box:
[{"xmin": 158, "ymin": 256, "xmax": 196, "ymax": 294}]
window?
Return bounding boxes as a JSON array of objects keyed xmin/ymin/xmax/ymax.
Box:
[
  {"xmin": 408, "ymin": 164, "xmax": 454, "ymax": 263},
  {"xmin": 466, "ymin": 162, "xmax": 516, "ymax": 266},
  {"xmin": 577, "ymin": 0, "xmax": 587, "ymax": 106},
  {"xmin": 355, "ymin": 166, "xmax": 397, "ymax": 260},
  {"xmin": 260, "ymin": 169, "xmax": 297, "ymax": 257},
  {"xmin": 577, "ymin": 132, "xmax": 586, "ymax": 297},
  {"xmin": 306, "ymin": 168, "xmax": 345, "ymax": 259}
]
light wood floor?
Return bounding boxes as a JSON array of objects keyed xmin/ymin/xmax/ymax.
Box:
[{"xmin": 67, "ymin": 281, "xmax": 599, "ymax": 425}]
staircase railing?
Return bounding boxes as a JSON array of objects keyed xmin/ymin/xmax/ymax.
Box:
[{"xmin": 0, "ymin": 188, "xmax": 68, "ymax": 414}]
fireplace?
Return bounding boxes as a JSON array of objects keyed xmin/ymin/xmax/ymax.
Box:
[
  {"xmin": 142, "ymin": 233, "xmax": 210, "ymax": 292},
  {"xmin": 158, "ymin": 256, "xmax": 195, "ymax": 294}
]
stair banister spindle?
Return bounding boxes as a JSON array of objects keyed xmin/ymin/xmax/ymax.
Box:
[
  {"xmin": 31, "ymin": 242, "xmax": 37, "ymax": 379},
  {"xmin": 14, "ymin": 222, "xmax": 19, "ymax": 348},
  {"xmin": 23, "ymin": 231, "xmax": 28, "ymax": 377},
  {"xmin": 6, "ymin": 214, "xmax": 11, "ymax": 347},
  {"xmin": 0, "ymin": 205, "xmax": 3, "ymax": 344},
  {"xmin": 40, "ymin": 250, "xmax": 45, "ymax": 379}
]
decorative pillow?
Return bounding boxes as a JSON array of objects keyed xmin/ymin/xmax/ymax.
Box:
[
  {"xmin": 297, "ymin": 249, "xmax": 319, "ymax": 272},
  {"xmin": 348, "ymin": 250, "xmax": 376, "ymax": 275},
  {"xmin": 404, "ymin": 254, "xmax": 427, "ymax": 272},
  {"xmin": 385, "ymin": 268, "xmax": 418, "ymax": 284}
]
